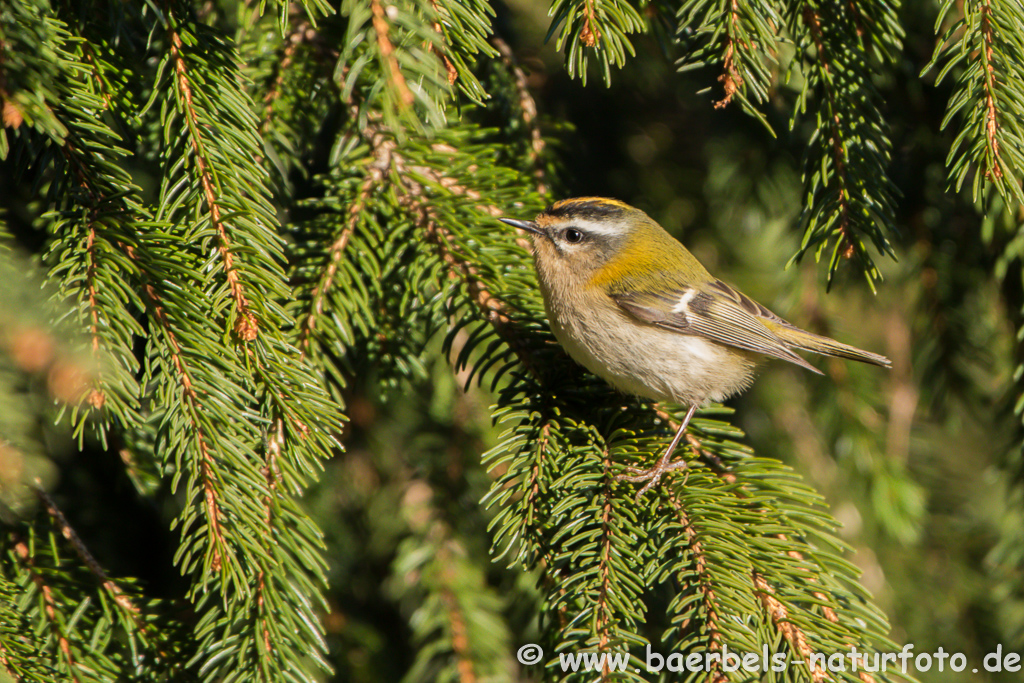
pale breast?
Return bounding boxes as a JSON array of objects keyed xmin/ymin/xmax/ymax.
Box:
[{"xmin": 548, "ymin": 297, "xmax": 759, "ymax": 406}]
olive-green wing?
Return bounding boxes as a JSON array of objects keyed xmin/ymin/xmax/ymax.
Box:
[
  {"xmin": 702, "ymin": 280, "xmax": 890, "ymax": 368},
  {"xmin": 611, "ymin": 279, "xmax": 824, "ymax": 375}
]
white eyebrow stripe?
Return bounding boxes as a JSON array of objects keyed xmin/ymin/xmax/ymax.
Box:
[
  {"xmin": 567, "ymin": 218, "xmax": 625, "ymax": 237},
  {"xmin": 671, "ymin": 289, "xmax": 696, "ymax": 314}
]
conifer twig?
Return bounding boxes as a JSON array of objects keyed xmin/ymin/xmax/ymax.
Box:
[
  {"xmin": 371, "ymin": 0, "xmax": 415, "ymax": 109},
  {"xmin": 35, "ymin": 487, "xmax": 140, "ymax": 618},
  {"xmin": 168, "ymin": 27, "xmax": 256, "ymax": 340},
  {"xmin": 492, "ymin": 37, "xmax": 548, "ymax": 196},
  {"xmin": 713, "ymin": 0, "xmax": 744, "ymax": 109},
  {"xmin": 979, "ymin": 0, "xmax": 1003, "ymax": 181},
  {"xmin": 120, "ymin": 244, "xmax": 227, "ymax": 572},
  {"xmin": 299, "ymin": 131, "xmax": 393, "ymax": 353},
  {"xmin": 665, "ymin": 487, "xmax": 726, "ymax": 682},
  {"xmin": 10, "ymin": 537, "xmax": 81, "ymax": 682},
  {"xmin": 260, "ymin": 20, "xmax": 313, "ymax": 137},
  {"xmin": 801, "ymin": 4, "xmax": 854, "ymax": 257},
  {"xmin": 593, "ymin": 443, "xmax": 622, "ymax": 675},
  {"xmin": 753, "ymin": 572, "xmax": 827, "ymax": 683},
  {"xmin": 439, "ymin": 546, "xmax": 477, "ymax": 683},
  {"xmin": 778, "ymin": 540, "xmax": 876, "ymax": 682},
  {"xmin": 428, "ymin": 0, "xmax": 458, "ymax": 85}
]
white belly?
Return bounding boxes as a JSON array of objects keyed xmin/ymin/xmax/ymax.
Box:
[{"xmin": 548, "ymin": 300, "xmax": 758, "ymax": 406}]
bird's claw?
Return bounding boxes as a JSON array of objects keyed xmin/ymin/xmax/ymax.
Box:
[{"xmin": 616, "ymin": 455, "xmax": 688, "ymax": 501}]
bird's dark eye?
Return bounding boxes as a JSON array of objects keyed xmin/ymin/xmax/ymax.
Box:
[{"xmin": 563, "ymin": 228, "xmax": 584, "ymax": 243}]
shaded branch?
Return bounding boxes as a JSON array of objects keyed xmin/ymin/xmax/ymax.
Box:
[{"xmin": 10, "ymin": 537, "xmax": 82, "ymax": 683}]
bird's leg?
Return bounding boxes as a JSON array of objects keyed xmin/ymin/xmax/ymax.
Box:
[{"xmin": 617, "ymin": 404, "xmax": 698, "ymax": 499}]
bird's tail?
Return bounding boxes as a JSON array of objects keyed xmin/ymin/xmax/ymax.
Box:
[{"xmin": 778, "ymin": 327, "xmax": 891, "ymax": 368}]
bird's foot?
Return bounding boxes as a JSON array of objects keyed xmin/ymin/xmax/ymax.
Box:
[{"xmin": 617, "ymin": 451, "xmax": 689, "ymax": 501}]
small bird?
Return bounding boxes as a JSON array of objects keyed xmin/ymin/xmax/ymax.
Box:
[{"xmin": 500, "ymin": 197, "xmax": 890, "ymax": 497}]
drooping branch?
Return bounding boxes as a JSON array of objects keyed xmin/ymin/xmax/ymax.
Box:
[{"xmin": 167, "ymin": 28, "xmax": 256, "ymax": 341}]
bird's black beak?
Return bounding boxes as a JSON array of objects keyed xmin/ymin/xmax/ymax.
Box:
[{"xmin": 498, "ymin": 217, "xmax": 542, "ymax": 235}]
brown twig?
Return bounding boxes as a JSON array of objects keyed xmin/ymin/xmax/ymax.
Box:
[
  {"xmin": 428, "ymin": 1, "xmax": 458, "ymax": 85},
  {"xmin": 594, "ymin": 444, "xmax": 616, "ymax": 675},
  {"xmin": 11, "ymin": 536, "xmax": 82, "ymax": 683},
  {"xmin": 492, "ymin": 37, "xmax": 548, "ymax": 196},
  {"xmin": 371, "ymin": 0, "xmax": 416, "ymax": 109},
  {"xmin": 399, "ymin": 158, "xmax": 543, "ymax": 379},
  {"xmin": 979, "ymin": 0, "xmax": 1004, "ymax": 180},
  {"xmin": 664, "ymin": 487, "xmax": 727, "ymax": 682},
  {"xmin": 35, "ymin": 488, "xmax": 142, "ymax": 619},
  {"xmin": 580, "ymin": 0, "xmax": 601, "ymax": 47},
  {"xmin": 657, "ymin": 404, "xmax": 871, "ymax": 682},
  {"xmin": 526, "ymin": 423, "xmax": 551, "ymax": 520},
  {"xmin": 79, "ymin": 41, "xmax": 114, "ymax": 109},
  {"xmin": 121, "ymin": 239, "xmax": 226, "ymax": 573},
  {"xmin": 253, "ymin": 418, "xmax": 285, "ymax": 669},
  {"xmin": 801, "ymin": 5, "xmax": 855, "ymax": 258},
  {"xmin": 523, "ymin": 422, "xmax": 573, "ymax": 630},
  {"xmin": 753, "ymin": 572, "xmax": 827, "ymax": 682},
  {"xmin": 298, "ymin": 132, "xmax": 394, "ymax": 353},
  {"xmin": 779, "ymin": 542, "xmax": 876, "ymax": 683},
  {"xmin": 714, "ymin": 0, "xmax": 744, "ymax": 109},
  {"xmin": 168, "ymin": 30, "xmax": 256, "ymax": 341},
  {"xmin": 260, "ymin": 20, "xmax": 313, "ymax": 137},
  {"xmin": 438, "ymin": 548, "xmax": 477, "ymax": 683}
]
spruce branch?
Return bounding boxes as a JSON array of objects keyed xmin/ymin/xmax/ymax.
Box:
[
  {"xmin": 166, "ymin": 28, "xmax": 256, "ymax": 341},
  {"xmin": 145, "ymin": 20, "xmax": 343, "ymax": 680},
  {"xmin": 595, "ymin": 444, "xmax": 618, "ymax": 657},
  {"xmin": 392, "ymin": 481, "xmax": 513, "ymax": 683},
  {"xmin": 548, "ymin": 0, "xmax": 645, "ymax": 84},
  {"xmin": 753, "ymin": 573, "xmax": 827, "ymax": 683},
  {"xmin": 298, "ymin": 129, "xmax": 394, "ymax": 354},
  {"xmin": 35, "ymin": 488, "xmax": 141, "ymax": 622},
  {"xmin": 29, "ymin": 487, "xmax": 184, "ymax": 679},
  {"xmin": 664, "ymin": 487, "xmax": 728, "ymax": 681},
  {"xmin": 429, "ymin": 1, "xmax": 460, "ymax": 87},
  {"xmin": 336, "ymin": 131, "xmax": 549, "ymax": 381},
  {"xmin": 787, "ymin": 0, "xmax": 901, "ymax": 288},
  {"xmin": 676, "ymin": 0, "xmax": 783, "ymax": 127},
  {"xmin": 242, "ymin": 9, "xmax": 337, "ymax": 189},
  {"xmin": 417, "ymin": 201, "xmax": 539, "ymax": 378},
  {"xmin": 765, "ymin": 541, "xmax": 879, "ymax": 683},
  {"xmin": 259, "ymin": 19, "xmax": 314, "ymax": 139},
  {"xmin": 9, "ymin": 537, "xmax": 82, "ymax": 681},
  {"xmin": 4, "ymin": 5, "xmax": 147, "ymax": 442},
  {"xmin": 135, "ymin": 270, "xmax": 229, "ymax": 576},
  {"xmin": 434, "ymin": 538, "xmax": 491, "ymax": 683},
  {"xmin": 0, "ymin": 573, "xmax": 55, "ymax": 682},
  {"xmin": 254, "ymin": 421, "xmax": 284, "ymax": 664},
  {"xmin": 925, "ymin": 0, "xmax": 1024, "ymax": 205},
  {"xmin": 339, "ymin": 0, "xmax": 451, "ymax": 131},
  {"xmin": 370, "ymin": 0, "xmax": 417, "ymax": 112},
  {"xmin": 430, "ymin": 0, "xmax": 497, "ymax": 103},
  {"xmin": 493, "ymin": 36, "xmax": 549, "ymax": 196},
  {"xmin": 0, "ymin": 0, "xmax": 68, "ymax": 152},
  {"xmin": 3, "ymin": 512, "xmax": 161, "ymax": 681},
  {"xmin": 715, "ymin": 0, "xmax": 743, "ymax": 109}
]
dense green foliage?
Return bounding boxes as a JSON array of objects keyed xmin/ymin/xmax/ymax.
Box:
[{"xmin": 1, "ymin": 0, "xmax": 1024, "ymax": 682}]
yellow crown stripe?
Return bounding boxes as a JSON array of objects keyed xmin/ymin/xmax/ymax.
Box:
[{"xmin": 550, "ymin": 197, "xmax": 631, "ymax": 211}]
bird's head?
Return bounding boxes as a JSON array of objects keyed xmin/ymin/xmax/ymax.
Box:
[{"xmin": 500, "ymin": 197, "xmax": 696, "ymax": 296}]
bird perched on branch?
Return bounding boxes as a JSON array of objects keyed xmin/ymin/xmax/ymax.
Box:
[{"xmin": 500, "ymin": 197, "xmax": 890, "ymax": 498}]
